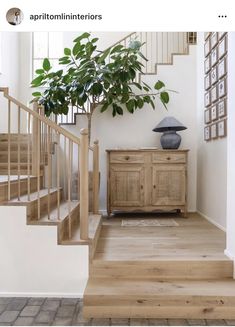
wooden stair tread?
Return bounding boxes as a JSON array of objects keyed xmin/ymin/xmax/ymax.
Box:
[
  {"xmin": 0, "ymin": 150, "xmax": 32, "ymax": 154},
  {"xmin": 0, "ymin": 163, "xmax": 43, "ymax": 167},
  {"xmin": 93, "ymin": 252, "xmax": 230, "ymax": 261},
  {"xmin": 83, "ymin": 278, "xmax": 235, "ymax": 318},
  {"xmin": 30, "ymin": 200, "xmax": 79, "ymax": 225},
  {"xmin": 0, "ymin": 175, "xmax": 34, "ymax": 184},
  {"xmin": 62, "ymin": 214, "xmax": 102, "ymax": 245},
  {"xmin": 85, "ymin": 277, "xmax": 235, "ymax": 297},
  {"xmin": 5, "ymin": 187, "xmax": 62, "ymax": 204},
  {"xmin": 0, "ymin": 133, "xmax": 31, "ymax": 139}
]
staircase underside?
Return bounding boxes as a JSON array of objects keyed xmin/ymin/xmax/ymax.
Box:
[
  {"xmin": 84, "ymin": 213, "xmax": 235, "ymax": 319},
  {"xmin": 0, "ymin": 175, "xmax": 102, "ymax": 258}
]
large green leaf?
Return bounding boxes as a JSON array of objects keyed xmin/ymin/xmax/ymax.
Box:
[
  {"xmin": 72, "ymin": 42, "xmax": 81, "ymax": 56},
  {"xmin": 91, "ymin": 83, "xmax": 103, "ymax": 96},
  {"xmin": 91, "ymin": 37, "xmax": 99, "ymax": 43},
  {"xmin": 73, "ymin": 32, "xmax": 90, "ymax": 42},
  {"xmin": 35, "ymin": 69, "xmax": 44, "ymax": 74},
  {"xmin": 64, "ymin": 48, "xmax": 71, "ymax": 56},
  {"xmin": 126, "ymin": 99, "xmax": 135, "ymax": 113},
  {"xmin": 121, "ymin": 93, "xmax": 129, "ymax": 103},
  {"xmin": 100, "ymin": 102, "xmax": 109, "ymax": 112},
  {"xmin": 43, "ymin": 58, "xmax": 51, "ymax": 72},
  {"xmin": 31, "ymin": 75, "xmax": 44, "ymax": 87},
  {"xmin": 137, "ymin": 97, "xmax": 144, "ymax": 108},
  {"xmin": 32, "ymin": 91, "xmax": 42, "ymax": 97},
  {"xmin": 160, "ymin": 91, "xmax": 169, "ymax": 104},
  {"xmin": 154, "ymin": 80, "xmax": 165, "ymax": 90},
  {"xmin": 98, "ymin": 49, "xmax": 110, "ymax": 64},
  {"xmin": 120, "ymin": 71, "xmax": 129, "ymax": 82},
  {"xmin": 149, "ymin": 99, "xmax": 155, "ymax": 109},
  {"xmin": 112, "ymin": 104, "xmax": 117, "ymax": 117},
  {"xmin": 116, "ymin": 105, "xmax": 123, "ymax": 115},
  {"xmin": 110, "ymin": 44, "xmax": 124, "ymax": 54},
  {"xmin": 132, "ymin": 82, "xmax": 142, "ymax": 90}
]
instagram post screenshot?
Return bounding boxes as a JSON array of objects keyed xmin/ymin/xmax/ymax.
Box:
[{"xmin": 0, "ymin": 0, "xmax": 235, "ymax": 326}]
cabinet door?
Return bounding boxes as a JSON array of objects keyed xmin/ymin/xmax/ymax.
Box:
[
  {"xmin": 152, "ymin": 164, "xmax": 186, "ymax": 206},
  {"xmin": 110, "ymin": 165, "xmax": 145, "ymax": 207}
]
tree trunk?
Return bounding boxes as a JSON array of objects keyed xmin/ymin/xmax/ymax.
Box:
[
  {"xmin": 87, "ymin": 113, "xmax": 92, "ymax": 145},
  {"xmin": 87, "ymin": 103, "xmax": 98, "ymax": 145}
]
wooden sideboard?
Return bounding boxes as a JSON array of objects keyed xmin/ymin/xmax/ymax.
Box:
[{"xmin": 106, "ymin": 149, "xmax": 189, "ymax": 217}]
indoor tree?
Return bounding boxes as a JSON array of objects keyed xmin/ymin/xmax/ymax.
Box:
[{"xmin": 31, "ymin": 32, "xmax": 171, "ymax": 143}]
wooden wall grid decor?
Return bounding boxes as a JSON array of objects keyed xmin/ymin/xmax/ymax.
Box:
[{"xmin": 204, "ymin": 32, "xmax": 227, "ymax": 141}]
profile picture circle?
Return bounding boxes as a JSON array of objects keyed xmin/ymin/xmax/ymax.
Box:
[{"xmin": 6, "ymin": 8, "xmax": 23, "ymax": 26}]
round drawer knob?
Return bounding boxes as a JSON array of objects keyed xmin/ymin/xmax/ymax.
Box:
[
  {"xmin": 125, "ymin": 156, "xmax": 130, "ymax": 160},
  {"xmin": 167, "ymin": 157, "xmax": 171, "ymax": 160}
]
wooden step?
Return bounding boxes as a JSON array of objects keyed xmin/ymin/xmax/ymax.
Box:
[
  {"xmin": 0, "ymin": 163, "xmax": 44, "ymax": 175},
  {"xmin": 83, "ymin": 278, "xmax": 235, "ymax": 319},
  {"xmin": 90, "ymin": 259, "xmax": 233, "ymax": 280},
  {"xmin": 30, "ymin": 200, "xmax": 79, "ymax": 226},
  {"xmin": 0, "ymin": 134, "xmax": 31, "ymax": 142},
  {"xmin": 30, "ymin": 200, "xmax": 80, "ymax": 245},
  {"xmin": 0, "ymin": 151, "xmax": 32, "ymax": 162},
  {"xmin": 0, "ymin": 176, "xmax": 43, "ymax": 203},
  {"xmin": 4, "ymin": 187, "xmax": 63, "ymax": 221},
  {"xmin": 0, "ymin": 143, "xmax": 32, "ymax": 151},
  {"xmin": 61, "ymin": 214, "xmax": 102, "ymax": 260}
]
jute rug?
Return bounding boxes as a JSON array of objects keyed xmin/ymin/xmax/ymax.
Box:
[{"xmin": 121, "ymin": 218, "xmax": 179, "ymax": 227}]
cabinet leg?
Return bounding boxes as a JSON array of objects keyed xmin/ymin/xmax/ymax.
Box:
[
  {"xmin": 183, "ymin": 208, "xmax": 188, "ymax": 218},
  {"xmin": 106, "ymin": 208, "xmax": 111, "ymax": 219}
]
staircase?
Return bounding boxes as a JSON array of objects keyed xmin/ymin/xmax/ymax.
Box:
[
  {"xmin": 57, "ymin": 31, "xmax": 197, "ymax": 125},
  {"xmin": 0, "ymin": 87, "xmax": 102, "ymax": 260}
]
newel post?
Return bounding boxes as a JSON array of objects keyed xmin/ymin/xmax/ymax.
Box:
[
  {"xmin": 79, "ymin": 128, "xmax": 89, "ymax": 240},
  {"xmin": 32, "ymin": 101, "xmax": 40, "ymax": 176},
  {"xmin": 93, "ymin": 139, "xmax": 99, "ymax": 214}
]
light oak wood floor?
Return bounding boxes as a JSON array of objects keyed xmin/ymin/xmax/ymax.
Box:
[{"xmin": 94, "ymin": 212, "xmax": 227, "ymax": 261}]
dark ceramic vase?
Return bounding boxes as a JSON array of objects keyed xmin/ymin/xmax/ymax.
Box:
[{"xmin": 160, "ymin": 130, "xmax": 181, "ymax": 149}]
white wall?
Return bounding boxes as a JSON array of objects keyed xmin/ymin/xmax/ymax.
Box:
[
  {"xmin": 0, "ymin": 32, "xmax": 20, "ymax": 133},
  {"xmin": 196, "ymin": 32, "xmax": 227, "ymax": 231},
  {"xmin": 0, "ymin": 206, "xmax": 88, "ymax": 297},
  {"xmin": 226, "ymin": 32, "xmax": 235, "ymax": 262},
  {"xmin": 70, "ymin": 44, "xmax": 198, "ymax": 213}
]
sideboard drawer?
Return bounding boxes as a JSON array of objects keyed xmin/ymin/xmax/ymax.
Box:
[
  {"xmin": 110, "ymin": 152, "xmax": 145, "ymax": 164},
  {"xmin": 152, "ymin": 152, "xmax": 186, "ymax": 164}
]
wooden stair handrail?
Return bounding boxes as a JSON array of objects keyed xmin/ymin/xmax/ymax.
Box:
[{"xmin": 0, "ymin": 88, "xmax": 80, "ymax": 145}]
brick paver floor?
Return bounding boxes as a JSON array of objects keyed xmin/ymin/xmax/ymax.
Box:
[{"xmin": 0, "ymin": 298, "xmax": 234, "ymax": 326}]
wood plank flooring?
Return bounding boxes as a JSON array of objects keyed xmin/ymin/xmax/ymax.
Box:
[{"xmin": 94, "ymin": 213, "xmax": 227, "ymax": 261}]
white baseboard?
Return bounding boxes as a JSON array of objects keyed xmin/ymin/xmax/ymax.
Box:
[
  {"xmin": 197, "ymin": 210, "xmax": 226, "ymax": 232},
  {"xmin": 99, "ymin": 209, "xmax": 107, "ymax": 216},
  {"xmin": 0, "ymin": 292, "xmax": 84, "ymax": 298},
  {"xmin": 224, "ymin": 249, "xmax": 235, "ymax": 260}
]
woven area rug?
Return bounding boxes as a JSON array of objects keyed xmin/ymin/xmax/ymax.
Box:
[{"xmin": 121, "ymin": 218, "xmax": 179, "ymax": 227}]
